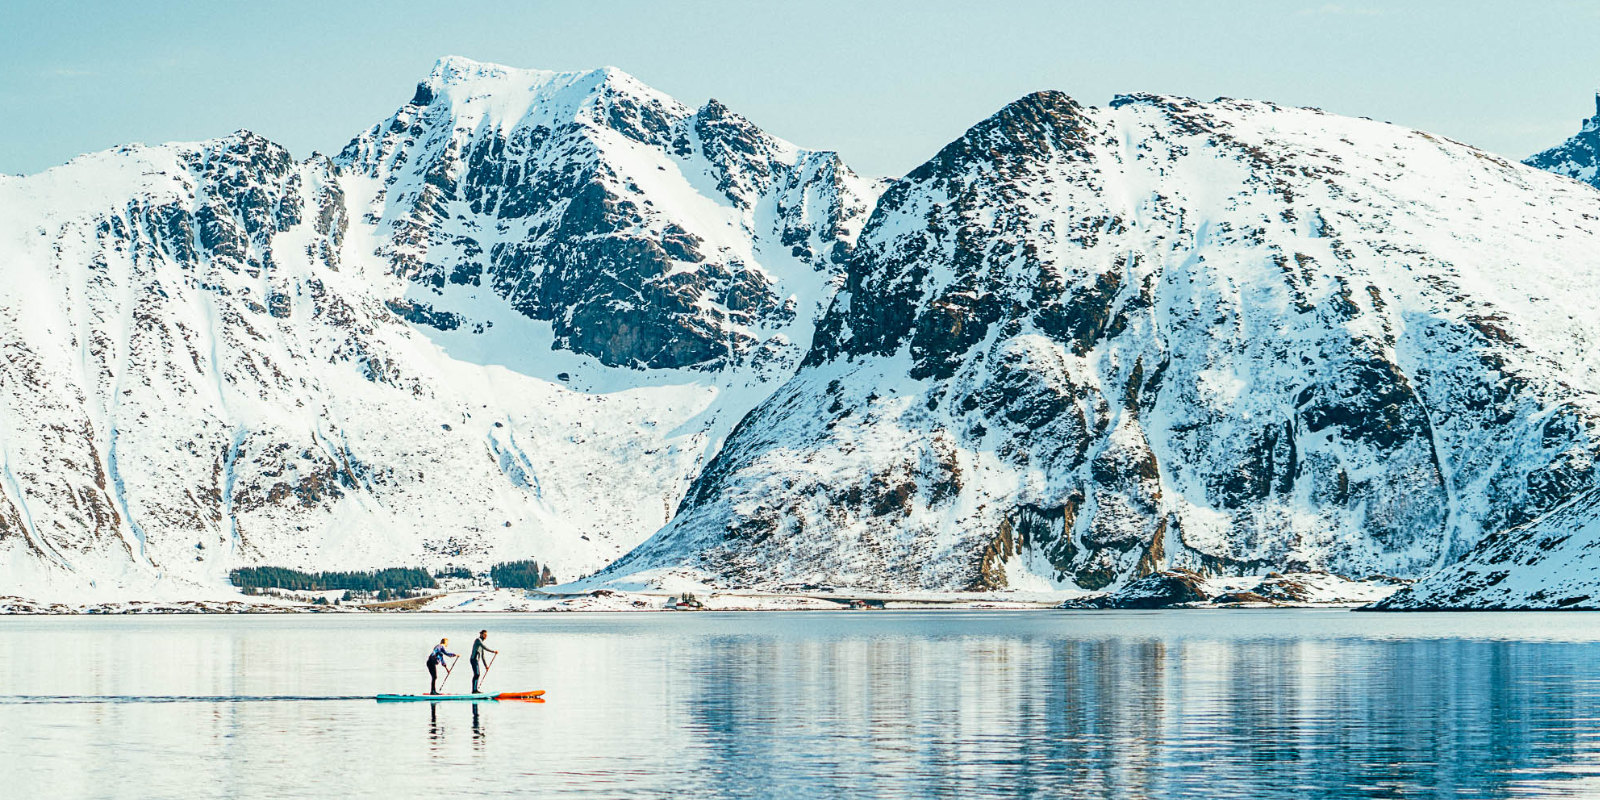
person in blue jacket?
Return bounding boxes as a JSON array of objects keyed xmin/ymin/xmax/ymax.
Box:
[{"xmin": 427, "ymin": 638, "xmax": 456, "ymax": 694}]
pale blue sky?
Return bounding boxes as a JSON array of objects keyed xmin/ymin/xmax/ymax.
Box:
[{"xmin": 2, "ymin": 0, "xmax": 1597, "ymax": 178}]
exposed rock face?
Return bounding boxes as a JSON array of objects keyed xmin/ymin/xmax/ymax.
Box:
[
  {"xmin": 0, "ymin": 57, "xmax": 876, "ymax": 599},
  {"xmin": 1061, "ymin": 570, "xmax": 1399, "ymax": 608},
  {"xmin": 1062, "ymin": 570, "xmax": 1209, "ymax": 609},
  {"xmin": 1526, "ymin": 94, "xmax": 1600, "ymax": 189},
  {"xmin": 336, "ymin": 57, "xmax": 876, "ymax": 372},
  {"xmin": 1251, "ymin": 573, "xmax": 1318, "ymax": 604},
  {"xmin": 605, "ymin": 91, "xmax": 1600, "ymax": 592}
]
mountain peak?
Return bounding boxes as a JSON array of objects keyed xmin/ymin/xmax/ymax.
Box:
[
  {"xmin": 905, "ymin": 89, "xmax": 1088, "ymax": 183},
  {"xmin": 428, "ymin": 55, "xmax": 517, "ymax": 84},
  {"xmin": 395, "ymin": 56, "xmax": 680, "ymax": 140},
  {"xmin": 1012, "ymin": 89, "xmax": 1080, "ymax": 111},
  {"xmin": 1524, "ymin": 92, "xmax": 1600, "ymax": 189},
  {"xmin": 960, "ymin": 90, "xmax": 1088, "ymax": 140},
  {"xmin": 419, "ymin": 55, "xmax": 639, "ymax": 98},
  {"xmin": 418, "ymin": 56, "xmax": 577, "ymax": 99}
]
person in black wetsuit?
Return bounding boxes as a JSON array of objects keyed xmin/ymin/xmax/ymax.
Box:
[
  {"xmin": 427, "ymin": 638, "xmax": 456, "ymax": 694},
  {"xmin": 470, "ymin": 630, "xmax": 499, "ymax": 694}
]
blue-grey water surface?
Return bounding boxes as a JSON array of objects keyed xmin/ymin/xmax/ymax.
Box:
[{"xmin": 3, "ymin": 610, "xmax": 1600, "ymax": 799}]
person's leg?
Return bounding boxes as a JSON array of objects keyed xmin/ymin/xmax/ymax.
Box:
[
  {"xmin": 472, "ymin": 660, "xmax": 482, "ymax": 694},
  {"xmin": 428, "ymin": 661, "xmax": 438, "ymax": 694}
]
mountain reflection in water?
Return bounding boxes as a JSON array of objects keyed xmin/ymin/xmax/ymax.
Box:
[{"xmin": 2, "ymin": 611, "xmax": 1598, "ymax": 799}]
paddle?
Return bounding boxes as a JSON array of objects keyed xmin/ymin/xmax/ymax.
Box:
[
  {"xmin": 438, "ymin": 655, "xmax": 460, "ymax": 693},
  {"xmin": 481, "ymin": 651, "xmax": 497, "ymax": 691}
]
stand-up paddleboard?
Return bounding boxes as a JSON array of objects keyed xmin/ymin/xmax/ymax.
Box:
[{"xmin": 375, "ymin": 690, "xmax": 544, "ymax": 702}]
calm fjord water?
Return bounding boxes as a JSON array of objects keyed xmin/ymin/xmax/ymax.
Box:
[{"xmin": 2, "ymin": 610, "xmax": 1599, "ymax": 799}]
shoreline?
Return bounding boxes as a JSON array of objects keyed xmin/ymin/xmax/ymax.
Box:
[
  {"xmin": 0, "ymin": 570, "xmax": 1457, "ymax": 614},
  {"xmin": 0, "ymin": 590, "xmax": 1380, "ymax": 615},
  {"xmin": 6, "ymin": 593, "xmax": 1588, "ymax": 614}
]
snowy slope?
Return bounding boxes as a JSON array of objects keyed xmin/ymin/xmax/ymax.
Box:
[
  {"xmin": 603, "ymin": 91, "xmax": 1600, "ymax": 593},
  {"xmin": 1526, "ymin": 94, "xmax": 1600, "ymax": 189},
  {"xmin": 1375, "ymin": 485, "xmax": 1600, "ymax": 610},
  {"xmin": 0, "ymin": 57, "xmax": 876, "ymax": 601},
  {"xmin": 1383, "ymin": 100, "xmax": 1600, "ymax": 609}
]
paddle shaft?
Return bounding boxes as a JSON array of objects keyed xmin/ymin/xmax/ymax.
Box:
[
  {"xmin": 482, "ymin": 651, "xmax": 496, "ymax": 687},
  {"xmin": 439, "ymin": 655, "xmax": 459, "ymax": 692}
]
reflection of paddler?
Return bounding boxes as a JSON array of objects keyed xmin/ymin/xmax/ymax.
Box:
[
  {"xmin": 427, "ymin": 638, "xmax": 457, "ymax": 694},
  {"xmin": 471, "ymin": 630, "xmax": 499, "ymax": 694}
]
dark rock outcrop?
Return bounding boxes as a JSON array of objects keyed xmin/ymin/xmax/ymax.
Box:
[
  {"xmin": 1525, "ymin": 93, "xmax": 1600, "ymax": 189},
  {"xmin": 1061, "ymin": 570, "xmax": 1210, "ymax": 609}
]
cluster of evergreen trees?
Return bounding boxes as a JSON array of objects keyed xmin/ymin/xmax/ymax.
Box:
[
  {"xmin": 229, "ymin": 566, "xmax": 437, "ymax": 592},
  {"xmin": 231, "ymin": 562, "xmax": 555, "ymax": 593},
  {"xmin": 490, "ymin": 560, "xmax": 557, "ymax": 589}
]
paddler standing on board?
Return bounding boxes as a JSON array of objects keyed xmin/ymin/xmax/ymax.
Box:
[
  {"xmin": 471, "ymin": 630, "xmax": 499, "ymax": 694},
  {"xmin": 428, "ymin": 638, "xmax": 456, "ymax": 695}
]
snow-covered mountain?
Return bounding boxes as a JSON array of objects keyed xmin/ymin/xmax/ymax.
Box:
[
  {"xmin": 0, "ymin": 57, "xmax": 875, "ymax": 599},
  {"xmin": 1526, "ymin": 94, "xmax": 1600, "ymax": 189},
  {"xmin": 10, "ymin": 60, "xmax": 1600, "ymax": 605},
  {"xmin": 604, "ymin": 91, "xmax": 1600, "ymax": 593}
]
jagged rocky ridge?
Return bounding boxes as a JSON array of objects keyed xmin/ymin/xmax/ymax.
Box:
[
  {"xmin": 1525, "ymin": 94, "xmax": 1600, "ymax": 189},
  {"xmin": 605, "ymin": 90, "xmax": 1600, "ymax": 593},
  {"xmin": 0, "ymin": 57, "xmax": 875, "ymax": 599},
  {"xmin": 337, "ymin": 57, "xmax": 875, "ymax": 373}
]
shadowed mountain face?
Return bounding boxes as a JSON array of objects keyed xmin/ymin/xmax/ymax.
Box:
[
  {"xmin": 0, "ymin": 58, "xmax": 876, "ymax": 598},
  {"xmin": 1333, "ymin": 91, "xmax": 1600, "ymax": 611},
  {"xmin": 1376, "ymin": 484, "xmax": 1600, "ymax": 610},
  {"xmin": 606, "ymin": 91, "xmax": 1600, "ymax": 592}
]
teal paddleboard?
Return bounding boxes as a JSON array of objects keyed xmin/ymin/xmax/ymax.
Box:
[{"xmin": 376, "ymin": 693, "xmax": 497, "ymax": 702}]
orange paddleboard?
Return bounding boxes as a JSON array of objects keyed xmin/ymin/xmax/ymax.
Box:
[{"xmin": 494, "ymin": 691, "xmax": 546, "ymax": 700}]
